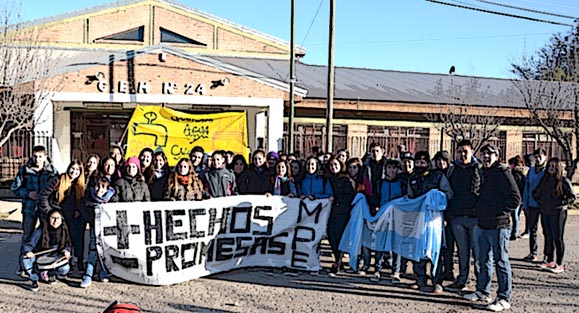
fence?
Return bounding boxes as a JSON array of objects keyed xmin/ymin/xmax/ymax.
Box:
[{"xmin": 0, "ymin": 130, "xmax": 51, "ymax": 182}]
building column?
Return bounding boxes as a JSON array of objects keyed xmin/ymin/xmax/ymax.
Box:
[
  {"xmin": 346, "ymin": 124, "xmax": 367, "ymax": 158},
  {"xmin": 268, "ymin": 99, "xmax": 284, "ymax": 153},
  {"xmin": 506, "ymin": 129, "xmax": 523, "ymax": 160}
]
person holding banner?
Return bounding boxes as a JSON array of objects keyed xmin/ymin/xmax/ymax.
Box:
[
  {"xmin": 38, "ymin": 160, "xmax": 86, "ymax": 271},
  {"xmin": 327, "ymin": 157, "xmax": 354, "ymax": 277},
  {"xmin": 463, "ymin": 144, "xmax": 520, "ymax": 312},
  {"xmin": 164, "ymin": 158, "xmax": 205, "ymax": 201},
  {"xmin": 114, "ymin": 157, "xmax": 151, "ymax": 202},
  {"xmin": 238, "ymin": 150, "xmax": 273, "ymax": 195},
  {"xmin": 81, "ymin": 177, "xmax": 117, "ymax": 288},
  {"xmin": 189, "ymin": 146, "xmax": 205, "ymax": 177},
  {"xmin": 407, "ymin": 151, "xmax": 453, "ymax": 293},
  {"xmin": 144, "ymin": 151, "xmax": 170, "ymax": 202},
  {"xmin": 298, "ymin": 157, "xmax": 333, "ymax": 201},
  {"xmin": 269, "ymin": 160, "xmax": 297, "ymax": 197},
  {"xmin": 203, "ymin": 151, "xmax": 237, "ymax": 198},
  {"xmin": 21, "ymin": 208, "xmax": 72, "ymax": 291}
]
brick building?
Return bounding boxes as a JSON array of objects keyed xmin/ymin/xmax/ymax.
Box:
[{"xmin": 0, "ymin": 0, "xmax": 568, "ymax": 175}]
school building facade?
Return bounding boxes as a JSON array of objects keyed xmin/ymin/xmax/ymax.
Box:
[{"xmin": 0, "ymin": 0, "xmax": 568, "ymax": 177}]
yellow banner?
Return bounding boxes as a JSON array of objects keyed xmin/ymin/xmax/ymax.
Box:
[{"xmin": 126, "ymin": 105, "xmax": 248, "ymax": 166}]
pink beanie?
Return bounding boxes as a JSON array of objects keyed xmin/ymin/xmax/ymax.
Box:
[{"xmin": 125, "ymin": 156, "xmax": 141, "ymax": 172}]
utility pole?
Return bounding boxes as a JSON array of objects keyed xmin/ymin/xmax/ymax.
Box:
[
  {"xmin": 288, "ymin": 0, "xmax": 296, "ymax": 153},
  {"xmin": 326, "ymin": 0, "xmax": 335, "ymax": 154}
]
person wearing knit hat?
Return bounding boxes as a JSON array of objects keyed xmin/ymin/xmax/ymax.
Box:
[
  {"xmin": 267, "ymin": 151, "xmax": 279, "ymax": 169},
  {"xmin": 114, "ymin": 156, "xmax": 150, "ymax": 202}
]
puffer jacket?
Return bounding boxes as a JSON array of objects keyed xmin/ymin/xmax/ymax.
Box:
[
  {"xmin": 408, "ymin": 170, "xmax": 454, "ymax": 200},
  {"xmin": 82, "ymin": 186, "xmax": 118, "ymax": 224},
  {"xmin": 114, "ymin": 174, "xmax": 151, "ymax": 202},
  {"xmin": 475, "ymin": 162, "xmax": 521, "ymax": 230},
  {"xmin": 448, "ymin": 159, "xmax": 482, "ymax": 217},
  {"xmin": 11, "ymin": 159, "xmax": 58, "ymax": 216},
  {"xmin": 204, "ymin": 167, "xmax": 237, "ymax": 197}
]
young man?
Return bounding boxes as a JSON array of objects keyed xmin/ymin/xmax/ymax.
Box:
[
  {"xmin": 407, "ymin": 151, "xmax": 453, "ymax": 293},
  {"xmin": 521, "ymin": 148, "xmax": 547, "ymax": 261},
  {"xmin": 11, "ymin": 145, "xmax": 58, "ymax": 276},
  {"xmin": 189, "ymin": 146, "xmax": 205, "ymax": 176},
  {"xmin": 446, "ymin": 140, "xmax": 483, "ymax": 292},
  {"xmin": 463, "ymin": 144, "xmax": 521, "ymax": 312}
]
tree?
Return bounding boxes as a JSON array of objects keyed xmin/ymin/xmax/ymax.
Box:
[
  {"xmin": 511, "ymin": 22, "xmax": 579, "ymax": 179},
  {"xmin": 0, "ymin": 0, "xmax": 60, "ymax": 149},
  {"xmin": 425, "ymin": 78, "xmax": 504, "ymax": 153}
]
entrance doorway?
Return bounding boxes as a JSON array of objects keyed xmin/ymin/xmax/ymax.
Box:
[{"xmin": 71, "ymin": 111, "xmax": 131, "ymax": 161}]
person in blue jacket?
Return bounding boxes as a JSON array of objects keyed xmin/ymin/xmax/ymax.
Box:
[
  {"xmin": 21, "ymin": 208, "xmax": 72, "ymax": 292},
  {"xmin": 298, "ymin": 156, "xmax": 333, "ymax": 200},
  {"xmin": 521, "ymin": 148, "xmax": 547, "ymax": 261}
]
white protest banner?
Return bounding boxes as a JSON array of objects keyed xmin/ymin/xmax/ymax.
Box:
[{"xmin": 95, "ymin": 196, "xmax": 331, "ymax": 285}]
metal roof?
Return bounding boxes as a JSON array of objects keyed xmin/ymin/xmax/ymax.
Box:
[{"xmin": 212, "ymin": 56, "xmax": 528, "ymax": 108}]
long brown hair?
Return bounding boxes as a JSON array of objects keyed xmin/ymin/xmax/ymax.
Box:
[
  {"xmin": 167, "ymin": 158, "xmax": 203, "ymax": 197},
  {"xmin": 546, "ymin": 157, "xmax": 564, "ymax": 197},
  {"xmin": 41, "ymin": 209, "xmax": 72, "ymax": 250},
  {"xmin": 56, "ymin": 160, "xmax": 86, "ymax": 208}
]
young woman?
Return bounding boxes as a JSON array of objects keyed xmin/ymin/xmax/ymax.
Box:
[
  {"xmin": 238, "ymin": 150, "xmax": 273, "ymax": 195},
  {"xmin": 298, "ymin": 157, "xmax": 333, "ymax": 200},
  {"xmin": 84, "ymin": 154, "xmax": 100, "ymax": 188},
  {"xmin": 138, "ymin": 148, "xmax": 154, "ymax": 174},
  {"xmin": 203, "ymin": 151, "xmax": 236, "ymax": 198},
  {"xmin": 326, "ymin": 157, "xmax": 355, "ymax": 277},
  {"xmin": 114, "ymin": 156, "xmax": 151, "ymax": 202},
  {"xmin": 231, "ymin": 154, "xmax": 248, "ymax": 191},
  {"xmin": 289, "ymin": 159, "xmax": 304, "ymax": 186},
  {"xmin": 270, "ymin": 160, "xmax": 297, "ymax": 197},
  {"xmin": 99, "ymin": 157, "xmax": 119, "ymax": 185},
  {"xmin": 38, "ymin": 160, "xmax": 86, "ymax": 271},
  {"xmin": 144, "ymin": 151, "xmax": 170, "ymax": 202},
  {"xmin": 508, "ymin": 155, "xmax": 527, "ymax": 240},
  {"xmin": 533, "ymin": 157, "xmax": 576, "ymax": 273},
  {"xmin": 80, "ymin": 177, "xmax": 117, "ymax": 288},
  {"xmin": 164, "ymin": 158, "xmax": 204, "ymax": 201},
  {"xmin": 21, "ymin": 208, "xmax": 72, "ymax": 291},
  {"xmin": 346, "ymin": 158, "xmax": 372, "ymax": 194}
]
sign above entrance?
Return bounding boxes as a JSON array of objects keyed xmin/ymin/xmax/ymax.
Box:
[
  {"xmin": 95, "ymin": 79, "xmax": 229, "ymax": 96},
  {"xmin": 126, "ymin": 105, "xmax": 248, "ymax": 166}
]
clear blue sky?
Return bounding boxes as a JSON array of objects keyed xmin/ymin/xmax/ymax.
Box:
[{"xmin": 18, "ymin": 0, "xmax": 579, "ymax": 78}]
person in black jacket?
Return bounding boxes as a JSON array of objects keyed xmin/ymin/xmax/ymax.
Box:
[
  {"xmin": 508, "ymin": 155, "xmax": 526, "ymax": 240},
  {"xmin": 326, "ymin": 157, "xmax": 354, "ymax": 277},
  {"xmin": 144, "ymin": 151, "xmax": 170, "ymax": 201},
  {"xmin": 114, "ymin": 156, "xmax": 150, "ymax": 202},
  {"xmin": 446, "ymin": 140, "xmax": 483, "ymax": 292},
  {"xmin": 203, "ymin": 151, "xmax": 237, "ymax": 198},
  {"xmin": 533, "ymin": 157, "xmax": 575, "ymax": 274},
  {"xmin": 464, "ymin": 144, "xmax": 521, "ymax": 312}
]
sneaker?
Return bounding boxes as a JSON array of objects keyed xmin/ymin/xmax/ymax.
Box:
[
  {"xmin": 17, "ymin": 270, "xmax": 29, "ymax": 279},
  {"xmin": 523, "ymin": 254, "xmax": 539, "ymax": 262},
  {"xmin": 48, "ymin": 275, "xmax": 57, "ymax": 285},
  {"xmin": 391, "ymin": 273, "xmax": 401, "ymax": 284},
  {"xmin": 551, "ymin": 265, "xmax": 564, "ymax": 274},
  {"xmin": 486, "ymin": 299, "xmax": 511, "ymax": 312},
  {"xmin": 358, "ymin": 266, "xmax": 368, "ymax": 276},
  {"xmin": 328, "ymin": 263, "xmax": 340, "ymax": 277},
  {"xmin": 80, "ymin": 276, "xmax": 92, "ymax": 288},
  {"xmin": 509, "ymin": 235, "xmax": 518, "ymax": 241},
  {"xmin": 100, "ymin": 271, "xmax": 109, "ymax": 283},
  {"xmin": 445, "ymin": 282, "xmax": 467, "ymax": 292},
  {"xmin": 539, "ymin": 262, "xmax": 556, "ymax": 269},
  {"xmin": 433, "ymin": 284, "xmax": 444, "ymax": 294},
  {"xmin": 30, "ymin": 280, "xmax": 39, "ymax": 292},
  {"xmin": 519, "ymin": 232, "xmax": 529, "ymax": 239},
  {"xmin": 370, "ymin": 272, "xmax": 381, "ymax": 282},
  {"xmin": 40, "ymin": 271, "xmax": 49, "ymax": 283},
  {"xmin": 463, "ymin": 291, "xmax": 492, "ymax": 304},
  {"xmin": 309, "ymin": 271, "xmax": 319, "ymax": 276}
]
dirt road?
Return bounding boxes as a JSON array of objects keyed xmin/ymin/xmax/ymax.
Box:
[{"xmin": 0, "ymin": 202, "xmax": 577, "ymax": 313}]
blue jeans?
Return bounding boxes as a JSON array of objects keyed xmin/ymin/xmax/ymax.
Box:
[
  {"xmin": 21, "ymin": 255, "xmax": 70, "ymax": 281},
  {"xmin": 476, "ymin": 228, "xmax": 512, "ymax": 301},
  {"xmin": 20, "ymin": 213, "xmax": 38, "ymax": 270},
  {"xmin": 510, "ymin": 206, "xmax": 521, "ymax": 238},
  {"xmin": 452, "ymin": 216, "xmax": 479, "ymax": 286},
  {"xmin": 84, "ymin": 226, "xmax": 109, "ymax": 278}
]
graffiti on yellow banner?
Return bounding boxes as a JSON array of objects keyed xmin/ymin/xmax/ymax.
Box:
[{"xmin": 126, "ymin": 105, "xmax": 247, "ymax": 165}]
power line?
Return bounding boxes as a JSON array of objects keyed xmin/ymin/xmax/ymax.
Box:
[
  {"xmin": 475, "ymin": 0, "xmax": 579, "ymax": 20},
  {"xmin": 425, "ymin": 0, "xmax": 573, "ymax": 26},
  {"xmin": 300, "ymin": 0, "xmax": 325, "ymax": 48},
  {"xmin": 517, "ymin": 0, "xmax": 579, "ymax": 12}
]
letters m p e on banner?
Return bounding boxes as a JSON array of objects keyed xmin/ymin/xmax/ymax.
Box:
[{"xmin": 95, "ymin": 196, "xmax": 331, "ymax": 285}]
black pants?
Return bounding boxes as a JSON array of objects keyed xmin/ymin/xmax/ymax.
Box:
[
  {"xmin": 327, "ymin": 214, "xmax": 350, "ymax": 265},
  {"xmin": 442, "ymin": 221, "xmax": 455, "ymax": 276},
  {"xmin": 528, "ymin": 207, "xmax": 541, "ymax": 256},
  {"xmin": 541, "ymin": 210, "xmax": 567, "ymax": 265}
]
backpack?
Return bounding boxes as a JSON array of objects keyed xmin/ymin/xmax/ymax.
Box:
[{"xmin": 103, "ymin": 301, "xmax": 141, "ymax": 313}]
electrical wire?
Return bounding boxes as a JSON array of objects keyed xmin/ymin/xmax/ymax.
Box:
[
  {"xmin": 300, "ymin": 0, "xmax": 325, "ymax": 48},
  {"xmin": 425, "ymin": 0, "xmax": 573, "ymax": 26},
  {"xmin": 475, "ymin": 0, "xmax": 578, "ymax": 19}
]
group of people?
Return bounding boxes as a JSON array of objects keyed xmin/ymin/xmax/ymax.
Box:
[{"xmin": 10, "ymin": 141, "xmax": 574, "ymax": 312}]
